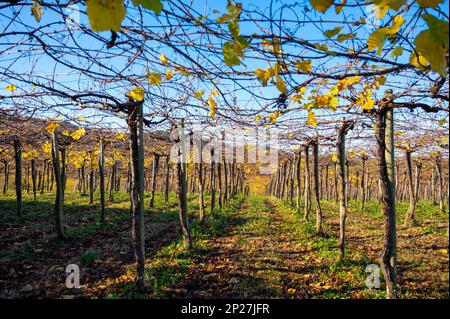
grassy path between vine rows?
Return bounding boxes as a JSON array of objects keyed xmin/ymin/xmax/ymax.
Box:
[{"xmin": 164, "ymin": 196, "xmax": 449, "ymax": 299}]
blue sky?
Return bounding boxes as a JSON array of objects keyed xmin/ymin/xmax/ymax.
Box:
[{"xmin": 0, "ymin": 0, "xmax": 448, "ymax": 139}]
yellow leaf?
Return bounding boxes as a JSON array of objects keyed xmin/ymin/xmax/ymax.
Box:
[
  {"xmin": 31, "ymin": 0, "xmax": 44, "ymax": 23},
  {"xmin": 41, "ymin": 142, "xmax": 52, "ymax": 154},
  {"xmin": 223, "ymin": 41, "xmax": 246, "ymax": 67},
  {"xmin": 159, "ymin": 54, "xmax": 169, "ymax": 65},
  {"xmin": 306, "ymin": 109, "xmax": 318, "ymax": 128},
  {"xmin": 329, "ymin": 97, "xmax": 339, "ymax": 111},
  {"xmin": 174, "ymin": 66, "xmax": 191, "ymax": 76},
  {"xmin": 254, "ymin": 68, "xmax": 272, "ymax": 86},
  {"xmin": 390, "ymin": 15, "xmax": 405, "ymax": 34},
  {"xmin": 363, "ymin": 98, "xmax": 375, "ymax": 111},
  {"xmin": 329, "ymin": 86, "xmax": 339, "ymax": 95},
  {"xmin": 115, "ymin": 132, "xmax": 127, "ymax": 140},
  {"xmin": 194, "ymin": 89, "xmax": 205, "ymax": 99},
  {"xmin": 291, "ymin": 94, "xmax": 302, "ymax": 102},
  {"xmin": 6, "ymin": 84, "xmax": 16, "ymax": 92},
  {"xmin": 70, "ymin": 127, "xmax": 86, "ymax": 141},
  {"xmin": 148, "ymin": 71, "xmax": 162, "ymax": 85},
  {"xmin": 129, "ymin": 86, "xmax": 145, "ymax": 101},
  {"xmin": 165, "ymin": 69, "xmax": 173, "ymax": 80},
  {"xmin": 85, "ymin": 0, "xmax": 126, "ymax": 32},
  {"xmin": 208, "ymin": 96, "xmax": 217, "ymax": 118},
  {"xmin": 409, "ymin": 51, "xmax": 429, "ymax": 69},
  {"xmin": 211, "ymin": 88, "xmax": 219, "ymax": 97},
  {"xmin": 268, "ymin": 110, "xmax": 281, "ymax": 123},
  {"xmin": 46, "ymin": 123, "xmax": 59, "ymax": 135},
  {"xmin": 331, "ymin": 154, "xmax": 338, "ymax": 162},
  {"xmin": 287, "ymin": 288, "xmax": 297, "ymax": 294},
  {"xmin": 262, "ymin": 39, "xmax": 282, "ymax": 55},
  {"xmin": 337, "ymin": 76, "xmax": 360, "ymax": 90},
  {"xmin": 295, "ymin": 60, "xmax": 312, "ymax": 73},
  {"xmin": 372, "ymin": 0, "xmax": 406, "ymax": 19},
  {"xmin": 356, "ymin": 87, "xmax": 375, "ymax": 111}
]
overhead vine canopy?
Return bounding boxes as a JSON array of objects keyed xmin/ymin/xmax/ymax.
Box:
[{"xmin": 1, "ymin": 1, "xmax": 447, "ymax": 130}]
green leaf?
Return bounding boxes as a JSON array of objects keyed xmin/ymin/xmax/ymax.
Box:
[
  {"xmin": 309, "ymin": 0, "xmax": 333, "ymax": 13},
  {"xmin": 216, "ymin": 13, "xmax": 231, "ymax": 24},
  {"xmin": 367, "ymin": 15, "xmax": 404, "ymax": 54},
  {"xmin": 415, "ymin": 0, "xmax": 443, "ymax": 8},
  {"xmin": 324, "ymin": 27, "xmax": 343, "ymax": 38},
  {"xmin": 390, "ymin": 46, "xmax": 403, "ymax": 58},
  {"xmin": 194, "ymin": 89, "xmax": 205, "ymax": 99},
  {"xmin": 223, "ymin": 41, "xmax": 244, "ymax": 67},
  {"xmin": 315, "ymin": 43, "xmax": 329, "ymax": 52},
  {"xmin": 275, "ymin": 76, "xmax": 287, "ymax": 93},
  {"xmin": 132, "ymin": 0, "xmax": 163, "ymax": 14},
  {"xmin": 414, "ymin": 14, "xmax": 449, "ymax": 76},
  {"xmin": 86, "ymin": 0, "xmax": 126, "ymax": 32},
  {"xmin": 337, "ymin": 33, "xmax": 356, "ymax": 43}
]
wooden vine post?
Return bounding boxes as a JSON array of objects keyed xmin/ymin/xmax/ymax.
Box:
[
  {"xmin": 295, "ymin": 150, "xmax": 302, "ymax": 212},
  {"xmin": 374, "ymin": 90, "xmax": 397, "ymax": 299},
  {"xmin": 99, "ymin": 139, "xmax": 106, "ymax": 222},
  {"xmin": 403, "ymin": 147, "xmax": 417, "ymax": 226},
  {"xmin": 51, "ymin": 128, "xmax": 64, "ymax": 239},
  {"xmin": 336, "ymin": 119, "xmax": 354, "ymax": 260},
  {"xmin": 13, "ymin": 137, "xmax": 22, "ymax": 216},
  {"xmin": 210, "ymin": 148, "xmax": 216, "ymax": 215},
  {"xmin": 149, "ymin": 153, "xmax": 160, "ymax": 208},
  {"xmin": 176, "ymin": 119, "xmax": 191, "ymax": 249},
  {"xmin": 303, "ymin": 143, "xmax": 311, "ymax": 221},
  {"xmin": 128, "ymin": 99, "xmax": 146, "ymax": 290},
  {"xmin": 311, "ymin": 140, "xmax": 323, "ymax": 234}
]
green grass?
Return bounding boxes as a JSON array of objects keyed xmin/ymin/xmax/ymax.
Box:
[
  {"xmin": 102, "ymin": 194, "xmax": 246, "ymax": 299},
  {"xmin": 271, "ymin": 196, "xmax": 448, "ymax": 299},
  {"xmin": 81, "ymin": 250, "xmax": 98, "ymax": 265}
]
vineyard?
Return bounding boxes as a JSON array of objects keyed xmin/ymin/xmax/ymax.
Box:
[{"xmin": 0, "ymin": 0, "xmax": 448, "ymax": 301}]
